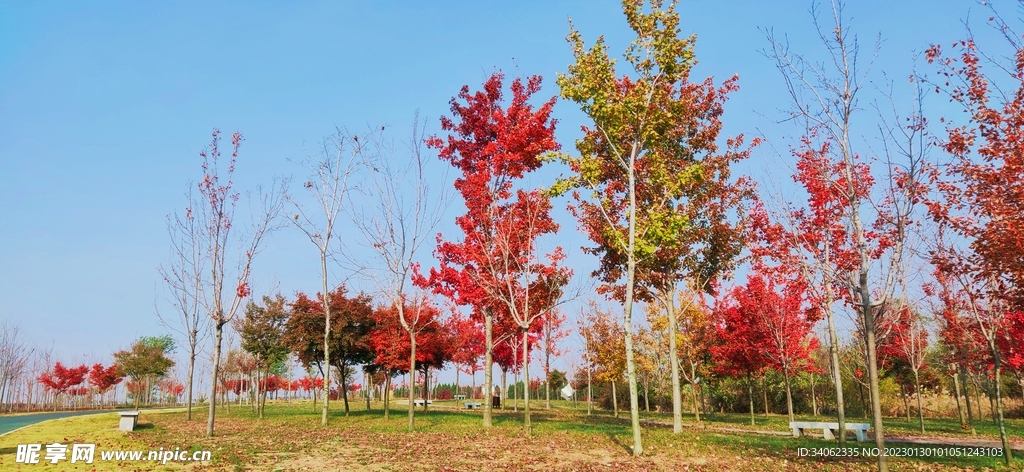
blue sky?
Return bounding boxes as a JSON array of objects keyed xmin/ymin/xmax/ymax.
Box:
[{"xmin": 0, "ymin": 1, "xmax": 988, "ymax": 386}]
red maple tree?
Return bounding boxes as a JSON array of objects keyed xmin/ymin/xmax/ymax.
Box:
[
  {"xmin": 716, "ymin": 263, "xmax": 819, "ymax": 423},
  {"xmin": 925, "ymin": 32, "xmax": 1024, "ymax": 461},
  {"xmin": 712, "ymin": 292, "xmax": 768, "ymax": 426},
  {"xmin": 418, "ymin": 71, "xmax": 561, "ymax": 430},
  {"xmin": 368, "ymin": 297, "xmax": 448, "ymax": 418},
  {"xmin": 447, "ymin": 310, "xmax": 484, "ymax": 401},
  {"xmin": 38, "ymin": 362, "xmax": 89, "ymax": 411},
  {"xmin": 88, "ymin": 363, "xmax": 123, "ymax": 408}
]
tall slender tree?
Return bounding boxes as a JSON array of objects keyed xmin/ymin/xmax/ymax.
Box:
[
  {"xmin": 764, "ymin": 3, "xmax": 926, "ymax": 466},
  {"xmin": 925, "ymin": 15, "xmax": 1024, "ymax": 461},
  {"xmin": 286, "ymin": 128, "xmax": 363, "ymax": 425},
  {"xmin": 348, "ymin": 118, "xmax": 448, "ymax": 431},
  {"xmin": 554, "ymin": 0, "xmax": 754, "ymax": 450},
  {"xmin": 540, "ymin": 309, "xmax": 569, "ymax": 409},
  {"xmin": 158, "ymin": 184, "xmax": 208, "ymax": 421},
  {"xmin": 195, "ymin": 129, "xmax": 284, "ymax": 436},
  {"xmin": 421, "ymin": 72, "xmax": 560, "ymax": 429}
]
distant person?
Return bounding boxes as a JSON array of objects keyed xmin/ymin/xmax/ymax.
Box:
[{"xmin": 491, "ymin": 386, "xmax": 500, "ymax": 409}]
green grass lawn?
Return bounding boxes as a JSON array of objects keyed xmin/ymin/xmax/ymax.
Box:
[{"xmin": 0, "ymin": 400, "xmax": 1020, "ymax": 471}]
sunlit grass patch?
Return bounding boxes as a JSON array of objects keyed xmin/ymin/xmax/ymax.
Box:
[{"xmin": 1, "ymin": 401, "xmax": 1019, "ymax": 470}]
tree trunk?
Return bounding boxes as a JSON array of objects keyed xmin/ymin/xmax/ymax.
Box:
[
  {"xmin": 858, "ymin": 285, "xmax": 888, "ymax": 472},
  {"xmin": 825, "ymin": 297, "xmax": 847, "ymax": 446},
  {"xmin": 545, "ymin": 320, "xmax": 552, "ymax": 410},
  {"xmin": 522, "ymin": 329, "xmax": 532, "ymax": 435},
  {"xmin": 501, "ymin": 368, "xmax": 508, "ymax": 412},
  {"xmin": 341, "ymin": 362, "xmax": 350, "ymax": 416},
  {"xmin": 989, "ymin": 342, "xmax": 1013, "ymax": 465},
  {"xmin": 960, "ymin": 366, "xmax": 975, "ymax": 434},
  {"xmin": 815, "ymin": 235, "xmax": 849, "ymax": 445},
  {"xmin": 513, "ymin": 366, "xmax": 518, "ymax": 412},
  {"xmin": 321, "ymin": 252, "xmax": 332, "ymax": 426},
  {"xmin": 810, "ymin": 371, "xmax": 818, "ymax": 417},
  {"xmin": 691, "ymin": 362, "xmax": 701, "ymax": 423},
  {"xmin": 783, "ymin": 365, "xmax": 795, "ymax": 423},
  {"xmin": 762, "ymin": 375, "xmax": 769, "ymax": 417},
  {"xmin": 747, "ymin": 371, "xmax": 755, "ymax": 426},
  {"xmin": 423, "ymin": 366, "xmax": 430, "ymax": 413},
  {"xmin": 858, "ymin": 381, "xmax": 866, "ymax": 418},
  {"xmin": 972, "ymin": 375, "xmax": 983, "ymax": 422},
  {"xmin": 483, "ymin": 308, "xmax": 493, "ymax": 427},
  {"xmin": 612, "ymin": 380, "xmax": 618, "ymax": 418},
  {"xmin": 623, "ymin": 150, "xmax": 643, "ymax": 455},
  {"xmin": 643, "ymin": 375, "xmax": 650, "ymax": 412},
  {"xmin": 186, "ymin": 348, "xmax": 196, "ymax": 421},
  {"xmin": 455, "ymin": 364, "xmax": 461, "ymax": 411},
  {"xmin": 913, "ymin": 370, "xmax": 924, "ymax": 433},
  {"xmin": 988, "ymin": 383, "xmax": 996, "ymax": 424},
  {"xmin": 587, "ymin": 365, "xmax": 592, "ymax": 416},
  {"xmin": 262, "ymin": 365, "xmax": 271, "ymax": 418},
  {"xmin": 383, "ymin": 375, "xmax": 391, "ymax": 420},
  {"xmin": 900, "ymin": 386, "xmax": 910, "ymax": 421},
  {"xmin": 664, "ymin": 288, "xmax": 683, "ymax": 433},
  {"xmin": 407, "ymin": 330, "xmax": 417, "ymax": 431},
  {"xmin": 952, "ymin": 371, "xmax": 965, "ymax": 428},
  {"xmin": 1016, "ymin": 372, "xmax": 1024, "ymax": 407},
  {"xmin": 206, "ymin": 321, "xmax": 224, "ymax": 436},
  {"xmin": 254, "ymin": 364, "xmax": 262, "ymax": 415}
]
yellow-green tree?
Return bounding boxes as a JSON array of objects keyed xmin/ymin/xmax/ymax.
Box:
[{"xmin": 554, "ymin": 0, "xmax": 754, "ymax": 449}]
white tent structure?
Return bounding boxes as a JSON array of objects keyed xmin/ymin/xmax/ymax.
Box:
[{"xmin": 560, "ymin": 384, "xmax": 575, "ymax": 401}]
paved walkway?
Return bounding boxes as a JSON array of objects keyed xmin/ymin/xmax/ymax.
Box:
[{"xmin": 0, "ymin": 410, "xmax": 115, "ymax": 436}]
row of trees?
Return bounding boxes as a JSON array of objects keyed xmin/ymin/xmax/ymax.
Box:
[
  {"xmin": 161, "ymin": 55, "xmax": 575, "ymax": 438},
  {"xmin": 229, "ymin": 287, "xmax": 569, "ymax": 420},
  {"xmin": 0, "ymin": 333, "xmax": 177, "ymax": 412},
  {"xmin": 144, "ymin": 3, "xmax": 1021, "ymax": 471},
  {"xmin": 558, "ymin": 2, "xmax": 1023, "ymax": 469}
]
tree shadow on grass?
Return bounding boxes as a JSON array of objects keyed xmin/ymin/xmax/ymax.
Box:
[{"xmin": 604, "ymin": 431, "xmax": 633, "ymax": 455}]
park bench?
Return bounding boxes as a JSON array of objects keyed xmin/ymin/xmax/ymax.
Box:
[
  {"xmin": 790, "ymin": 421, "xmax": 870, "ymax": 441},
  {"xmin": 464, "ymin": 401, "xmax": 482, "ymax": 409},
  {"xmin": 413, "ymin": 399, "xmax": 433, "ymax": 407},
  {"xmin": 454, "ymin": 394, "xmax": 466, "ymax": 400},
  {"xmin": 119, "ymin": 411, "xmax": 140, "ymax": 432}
]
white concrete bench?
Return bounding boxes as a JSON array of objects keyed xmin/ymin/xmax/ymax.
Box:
[
  {"xmin": 413, "ymin": 399, "xmax": 433, "ymax": 407},
  {"xmin": 119, "ymin": 411, "xmax": 140, "ymax": 431},
  {"xmin": 464, "ymin": 401, "xmax": 482, "ymax": 409},
  {"xmin": 454, "ymin": 394, "xmax": 466, "ymax": 400},
  {"xmin": 790, "ymin": 421, "xmax": 870, "ymax": 441}
]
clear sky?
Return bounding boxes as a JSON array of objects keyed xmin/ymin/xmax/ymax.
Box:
[{"xmin": 0, "ymin": 1, "xmax": 989, "ymax": 387}]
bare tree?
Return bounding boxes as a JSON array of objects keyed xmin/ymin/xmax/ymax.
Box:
[
  {"xmin": 0, "ymin": 321, "xmax": 30, "ymax": 412},
  {"xmin": 764, "ymin": 3, "xmax": 926, "ymax": 469},
  {"xmin": 286, "ymin": 128, "xmax": 363, "ymax": 426},
  {"xmin": 195, "ymin": 129, "xmax": 285, "ymax": 436},
  {"xmin": 158, "ymin": 185, "xmax": 209, "ymax": 421},
  {"xmin": 348, "ymin": 117, "xmax": 448, "ymax": 431}
]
